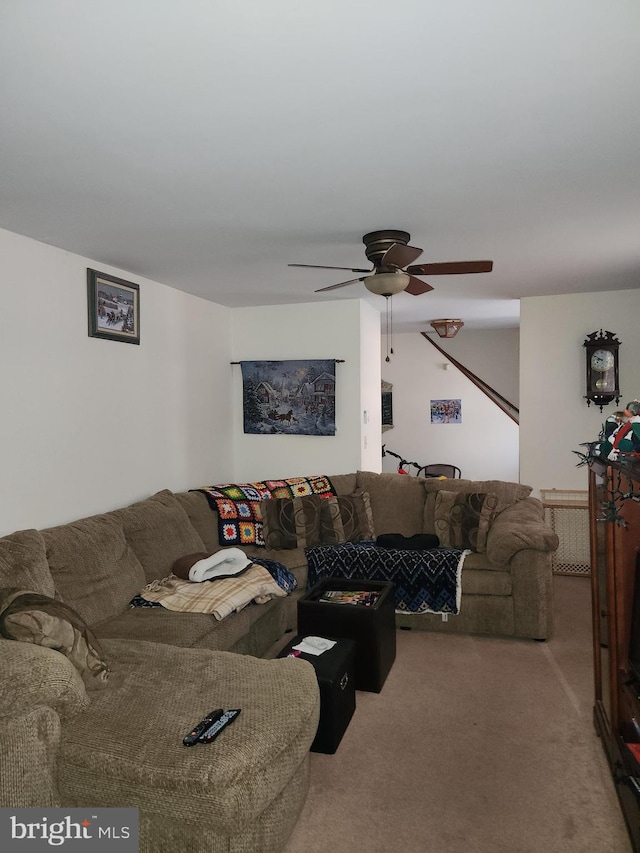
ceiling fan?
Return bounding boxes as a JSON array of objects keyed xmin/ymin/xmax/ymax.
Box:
[{"xmin": 289, "ymin": 229, "xmax": 493, "ymax": 297}]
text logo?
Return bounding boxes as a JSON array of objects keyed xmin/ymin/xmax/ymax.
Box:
[{"xmin": 0, "ymin": 809, "xmax": 138, "ymax": 851}]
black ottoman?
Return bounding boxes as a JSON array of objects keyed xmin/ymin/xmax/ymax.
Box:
[
  {"xmin": 297, "ymin": 578, "xmax": 396, "ymax": 693},
  {"xmin": 278, "ymin": 635, "xmax": 356, "ymax": 754}
]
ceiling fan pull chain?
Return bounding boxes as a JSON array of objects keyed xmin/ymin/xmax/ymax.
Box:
[
  {"xmin": 390, "ymin": 295, "xmax": 394, "ymax": 355},
  {"xmin": 385, "ymin": 296, "xmax": 391, "ymax": 362}
]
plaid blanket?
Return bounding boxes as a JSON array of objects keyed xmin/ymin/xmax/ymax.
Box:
[
  {"xmin": 135, "ymin": 563, "xmax": 289, "ymax": 620},
  {"xmin": 194, "ymin": 475, "xmax": 336, "ymax": 546},
  {"xmin": 305, "ymin": 542, "xmax": 468, "ymax": 614}
]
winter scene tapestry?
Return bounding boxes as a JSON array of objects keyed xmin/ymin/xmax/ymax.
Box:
[{"xmin": 240, "ymin": 360, "xmax": 336, "ymax": 435}]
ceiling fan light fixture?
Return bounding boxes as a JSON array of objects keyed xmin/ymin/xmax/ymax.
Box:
[
  {"xmin": 430, "ymin": 318, "xmax": 464, "ymax": 338},
  {"xmin": 363, "ymin": 271, "xmax": 410, "ymax": 296}
]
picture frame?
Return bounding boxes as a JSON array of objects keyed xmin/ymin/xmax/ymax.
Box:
[
  {"xmin": 382, "ymin": 380, "xmax": 394, "ymax": 432},
  {"xmin": 87, "ymin": 268, "xmax": 140, "ymax": 345},
  {"xmin": 430, "ymin": 398, "xmax": 462, "ymax": 424}
]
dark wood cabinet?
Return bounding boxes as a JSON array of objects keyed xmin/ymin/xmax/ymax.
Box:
[{"xmin": 589, "ymin": 460, "xmax": 640, "ymax": 851}]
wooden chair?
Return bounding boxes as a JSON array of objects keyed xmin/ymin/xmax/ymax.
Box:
[{"xmin": 418, "ymin": 464, "xmax": 462, "ymax": 479}]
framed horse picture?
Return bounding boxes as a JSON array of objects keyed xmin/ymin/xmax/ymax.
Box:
[{"xmin": 87, "ymin": 268, "xmax": 140, "ymax": 345}]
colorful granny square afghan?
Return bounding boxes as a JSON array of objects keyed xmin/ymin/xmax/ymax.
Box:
[{"xmin": 195, "ymin": 476, "xmax": 336, "ymax": 546}]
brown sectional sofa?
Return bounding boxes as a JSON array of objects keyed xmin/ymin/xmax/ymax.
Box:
[
  {"xmin": 177, "ymin": 470, "xmax": 558, "ymax": 642},
  {"xmin": 0, "ymin": 469, "xmax": 558, "ymax": 852},
  {"xmin": 0, "ymin": 488, "xmax": 321, "ymax": 853}
]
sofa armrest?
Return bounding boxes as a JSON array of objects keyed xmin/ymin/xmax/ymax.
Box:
[
  {"xmin": 486, "ymin": 498, "xmax": 559, "ymax": 568},
  {"xmin": 0, "ymin": 706, "xmax": 62, "ymax": 807},
  {"xmin": 0, "ymin": 638, "xmax": 89, "ymax": 720}
]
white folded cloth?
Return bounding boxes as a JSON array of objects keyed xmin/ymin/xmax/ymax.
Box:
[
  {"xmin": 293, "ymin": 636, "xmax": 337, "ymax": 656},
  {"xmin": 188, "ymin": 548, "xmax": 252, "ymax": 582}
]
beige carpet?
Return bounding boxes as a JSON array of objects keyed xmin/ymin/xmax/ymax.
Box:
[{"xmin": 281, "ymin": 576, "xmax": 632, "ymax": 853}]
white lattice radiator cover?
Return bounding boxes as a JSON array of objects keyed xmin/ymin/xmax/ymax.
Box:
[{"xmin": 540, "ymin": 489, "xmax": 590, "ymax": 576}]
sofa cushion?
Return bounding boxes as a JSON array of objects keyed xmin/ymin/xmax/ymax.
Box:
[
  {"xmin": 356, "ymin": 471, "xmax": 426, "ymax": 536},
  {"xmin": 174, "ymin": 491, "xmax": 222, "ymax": 552},
  {"xmin": 327, "ymin": 472, "xmax": 358, "ymax": 496},
  {"xmin": 457, "ymin": 552, "xmax": 513, "ymax": 595},
  {"xmin": 259, "ymin": 497, "xmax": 323, "ymax": 550},
  {"xmin": 116, "ymin": 490, "xmax": 207, "ymax": 582},
  {"xmin": 0, "ymin": 589, "xmax": 110, "ymax": 690},
  {"xmin": 0, "ymin": 529, "xmax": 55, "ymax": 598},
  {"xmin": 93, "ymin": 608, "xmax": 253, "ymax": 652},
  {"xmin": 423, "ymin": 478, "xmax": 532, "ymax": 534},
  {"xmin": 0, "ymin": 637, "xmax": 89, "ymax": 719},
  {"xmin": 135, "ymin": 564, "xmax": 288, "ymax": 619},
  {"xmin": 43, "ymin": 513, "xmax": 146, "ymax": 628},
  {"xmin": 320, "ymin": 491, "xmax": 376, "ymax": 543},
  {"xmin": 433, "ymin": 491, "xmax": 498, "ymax": 552},
  {"xmin": 461, "ymin": 568, "xmax": 513, "ymax": 596},
  {"xmin": 58, "ymin": 640, "xmax": 320, "ymax": 835}
]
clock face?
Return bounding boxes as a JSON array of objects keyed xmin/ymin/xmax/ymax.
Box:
[{"xmin": 591, "ymin": 348, "xmax": 615, "ymax": 372}]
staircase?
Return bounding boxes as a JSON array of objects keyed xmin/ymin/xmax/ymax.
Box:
[{"xmin": 420, "ymin": 332, "xmax": 519, "ymax": 424}]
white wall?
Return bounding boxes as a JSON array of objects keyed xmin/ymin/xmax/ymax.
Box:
[
  {"xmin": 520, "ymin": 288, "xmax": 640, "ymax": 497},
  {"xmin": 428, "ymin": 328, "xmax": 520, "ymax": 408},
  {"xmin": 230, "ymin": 299, "xmax": 382, "ymax": 481},
  {"xmin": 381, "ymin": 332, "xmax": 520, "ymax": 482},
  {"xmin": 0, "ymin": 228, "xmax": 234, "ymax": 535},
  {"xmin": 359, "ymin": 301, "xmax": 383, "ymax": 472}
]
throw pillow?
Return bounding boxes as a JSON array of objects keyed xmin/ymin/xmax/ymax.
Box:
[
  {"xmin": 260, "ymin": 497, "xmax": 323, "ymax": 550},
  {"xmin": 376, "ymin": 533, "xmax": 440, "ymax": 550},
  {"xmin": 320, "ymin": 491, "xmax": 376, "ymax": 543},
  {"xmin": 0, "ymin": 588, "xmax": 110, "ymax": 691},
  {"xmin": 433, "ymin": 491, "xmax": 498, "ymax": 552},
  {"xmin": 424, "ymin": 479, "xmax": 532, "ymax": 534}
]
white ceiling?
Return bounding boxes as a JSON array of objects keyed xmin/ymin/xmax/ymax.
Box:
[{"xmin": 1, "ymin": 1, "xmax": 639, "ymax": 332}]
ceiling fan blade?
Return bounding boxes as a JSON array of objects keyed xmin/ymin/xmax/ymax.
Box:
[
  {"xmin": 314, "ymin": 277, "xmax": 366, "ymax": 292},
  {"xmin": 289, "ymin": 263, "xmax": 371, "ymax": 273},
  {"xmin": 406, "ymin": 260, "xmax": 493, "ymax": 276},
  {"xmin": 380, "ymin": 243, "xmax": 423, "ymax": 269},
  {"xmin": 404, "ymin": 276, "xmax": 434, "ymax": 296}
]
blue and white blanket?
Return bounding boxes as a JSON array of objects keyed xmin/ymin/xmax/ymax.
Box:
[{"xmin": 305, "ymin": 541, "xmax": 468, "ymax": 614}]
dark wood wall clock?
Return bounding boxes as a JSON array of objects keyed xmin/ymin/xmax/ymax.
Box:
[{"xmin": 583, "ymin": 329, "xmax": 621, "ymax": 411}]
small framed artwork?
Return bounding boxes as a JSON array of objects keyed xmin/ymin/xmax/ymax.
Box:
[
  {"xmin": 430, "ymin": 399, "xmax": 462, "ymax": 424},
  {"xmin": 87, "ymin": 268, "xmax": 140, "ymax": 345},
  {"xmin": 382, "ymin": 380, "xmax": 393, "ymax": 432}
]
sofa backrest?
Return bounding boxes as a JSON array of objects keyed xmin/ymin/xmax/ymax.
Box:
[
  {"xmin": 356, "ymin": 471, "xmax": 427, "ymax": 537},
  {"xmin": 42, "ymin": 512, "xmax": 147, "ymax": 627},
  {"xmin": 40, "ymin": 490, "xmax": 207, "ymax": 626},
  {"xmin": 174, "ymin": 491, "xmax": 223, "ymax": 553},
  {"xmin": 114, "ymin": 489, "xmax": 206, "ymax": 583},
  {"xmin": 0, "ymin": 529, "xmax": 56, "ymax": 597}
]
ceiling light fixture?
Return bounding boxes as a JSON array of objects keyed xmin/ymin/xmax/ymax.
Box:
[
  {"xmin": 363, "ymin": 273, "xmax": 411, "ymax": 363},
  {"xmin": 430, "ymin": 318, "xmax": 464, "ymax": 338},
  {"xmin": 363, "ymin": 271, "xmax": 410, "ymax": 296}
]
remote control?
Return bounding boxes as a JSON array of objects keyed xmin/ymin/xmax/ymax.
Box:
[
  {"xmin": 183, "ymin": 709, "xmax": 224, "ymax": 746},
  {"xmin": 199, "ymin": 708, "xmax": 241, "ymax": 744}
]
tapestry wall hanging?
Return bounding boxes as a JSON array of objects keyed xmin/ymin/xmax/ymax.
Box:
[{"xmin": 240, "ymin": 360, "xmax": 336, "ymax": 435}]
